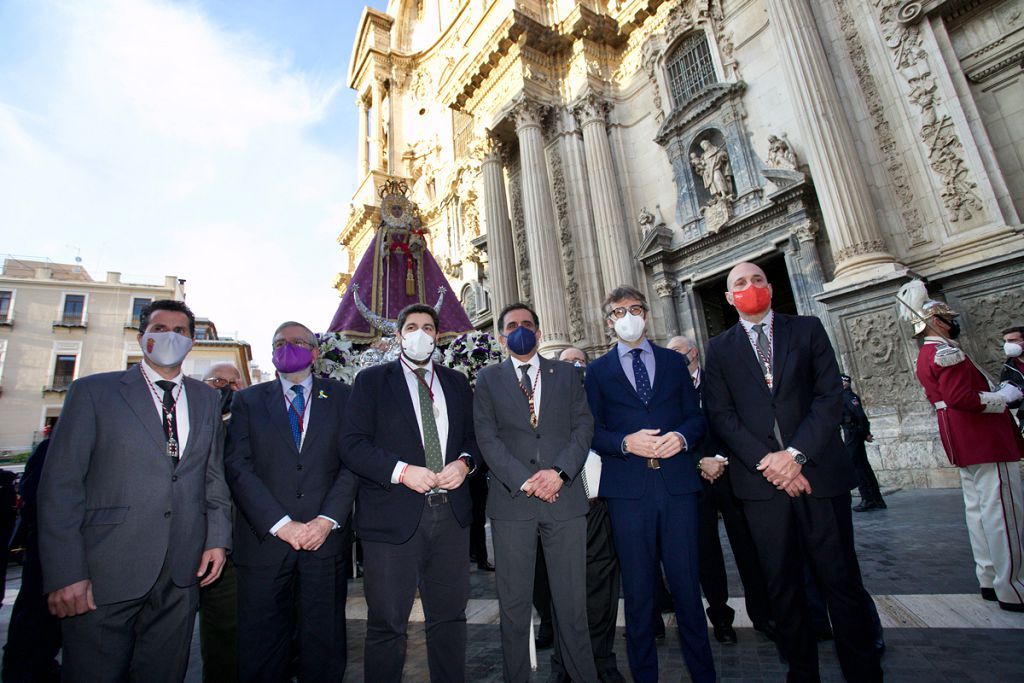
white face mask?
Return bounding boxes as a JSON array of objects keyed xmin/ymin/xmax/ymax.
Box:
[
  {"xmin": 140, "ymin": 331, "xmax": 193, "ymax": 367},
  {"xmin": 614, "ymin": 313, "xmax": 646, "ymax": 343},
  {"xmin": 1004, "ymin": 342, "xmax": 1023, "ymax": 358},
  {"xmin": 401, "ymin": 328, "xmax": 436, "ymax": 362}
]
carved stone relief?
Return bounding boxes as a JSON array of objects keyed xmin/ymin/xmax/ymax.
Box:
[
  {"xmin": 548, "ymin": 144, "xmax": 586, "ymax": 343},
  {"xmin": 870, "ymin": 0, "xmax": 986, "ymax": 223},
  {"xmin": 766, "ymin": 134, "xmax": 798, "ymax": 171},
  {"xmin": 506, "ymin": 165, "xmax": 532, "ymax": 305},
  {"xmin": 843, "ymin": 308, "xmax": 918, "ymax": 408},
  {"xmin": 959, "ymin": 287, "xmax": 1024, "ymax": 373}
]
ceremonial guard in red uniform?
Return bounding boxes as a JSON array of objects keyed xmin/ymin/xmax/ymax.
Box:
[{"xmin": 900, "ymin": 280, "xmax": 1024, "ymax": 612}]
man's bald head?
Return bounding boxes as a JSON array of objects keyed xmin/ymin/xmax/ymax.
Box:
[
  {"xmin": 204, "ymin": 362, "xmax": 242, "ymax": 389},
  {"xmin": 559, "ymin": 346, "xmax": 588, "ymax": 367},
  {"xmin": 725, "ymin": 261, "xmax": 769, "ymax": 292},
  {"xmin": 724, "ymin": 261, "xmax": 773, "ymax": 321}
]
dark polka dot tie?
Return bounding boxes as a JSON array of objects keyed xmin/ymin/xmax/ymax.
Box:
[{"xmin": 630, "ymin": 348, "xmax": 653, "ymax": 405}]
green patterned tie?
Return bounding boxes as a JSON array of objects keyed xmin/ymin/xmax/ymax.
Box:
[{"xmin": 415, "ymin": 368, "xmax": 444, "ymax": 475}]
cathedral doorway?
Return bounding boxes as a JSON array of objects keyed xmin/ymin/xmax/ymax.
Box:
[{"xmin": 693, "ymin": 253, "xmax": 797, "ymax": 340}]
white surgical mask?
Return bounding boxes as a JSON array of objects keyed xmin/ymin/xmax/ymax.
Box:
[
  {"xmin": 1004, "ymin": 342, "xmax": 1023, "ymax": 358},
  {"xmin": 401, "ymin": 328, "xmax": 436, "ymax": 362},
  {"xmin": 614, "ymin": 313, "xmax": 646, "ymax": 343},
  {"xmin": 140, "ymin": 331, "xmax": 193, "ymax": 367}
]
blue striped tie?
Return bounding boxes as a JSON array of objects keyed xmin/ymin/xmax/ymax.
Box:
[
  {"xmin": 288, "ymin": 385, "xmax": 305, "ymax": 451},
  {"xmin": 630, "ymin": 349, "xmax": 653, "ymax": 405}
]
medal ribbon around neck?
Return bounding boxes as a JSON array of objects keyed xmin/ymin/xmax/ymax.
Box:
[
  {"xmin": 402, "ymin": 358, "xmax": 441, "ymax": 418},
  {"xmin": 283, "ymin": 385, "xmax": 310, "ymax": 435},
  {"xmin": 140, "ymin": 364, "xmax": 184, "ymax": 453},
  {"xmin": 517, "ymin": 366, "xmax": 541, "ymax": 428},
  {"xmin": 748, "ymin": 317, "xmax": 775, "ymax": 389}
]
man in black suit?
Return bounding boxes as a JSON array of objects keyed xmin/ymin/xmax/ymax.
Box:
[
  {"xmin": 667, "ymin": 336, "xmax": 774, "ymax": 646},
  {"xmin": 225, "ymin": 321, "xmax": 356, "ymax": 682},
  {"xmin": 840, "ymin": 374, "xmax": 886, "ymax": 512},
  {"xmin": 703, "ymin": 262, "xmax": 881, "ymax": 683},
  {"xmin": 340, "ymin": 303, "xmax": 479, "ymax": 683}
]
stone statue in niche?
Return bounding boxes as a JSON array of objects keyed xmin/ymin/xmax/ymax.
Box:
[
  {"xmin": 767, "ymin": 133, "xmax": 798, "ymax": 171},
  {"xmin": 638, "ymin": 206, "xmax": 656, "ymax": 235},
  {"xmin": 693, "ymin": 140, "xmax": 735, "ymax": 200}
]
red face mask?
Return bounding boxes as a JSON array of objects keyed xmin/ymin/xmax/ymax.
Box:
[{"xmin": 731, "ymin": 285, "xmax": 772, "ymax": 315}]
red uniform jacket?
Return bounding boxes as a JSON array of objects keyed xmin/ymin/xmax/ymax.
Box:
[{"xmin": 915, "ymin": 340, "xmax": 1024, "ymax": 467}]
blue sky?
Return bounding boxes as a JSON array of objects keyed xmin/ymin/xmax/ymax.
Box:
[{"xmin": 0, "ymin": 0, "xmax": 388, "ymax": 370}]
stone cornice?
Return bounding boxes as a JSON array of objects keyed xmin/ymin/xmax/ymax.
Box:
[
  {"xmin": 347, "ymin": 8, "xmax": 394, "ymax": 89},
  {"xmin": 654, "ymin": 81, "xmax": 746, "ymax": 146}
]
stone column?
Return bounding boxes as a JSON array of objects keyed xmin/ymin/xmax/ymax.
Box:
[
  {"xmin": 475, "ymin": 133, "xmax": 519, "ymax": 321},
  {"xmin": 357, "ymin": 96, "xmax": 369, "ymax": 178},
  {"xmin": 763, "ymin": 0, "xmax": 902, "ymax": 283},
  {"xmin": 784, "ymin": 221, "xmax": 828, "ymax": 320},
  {"xmin": 511, "ymin": 97, "xmax": 569, "ymax": 352},
  {"xmin": 654, "ymin": 278, "xmax": 680, "ymax": 339},
  {"xmin": 371, "ymin": 80, "xmax": 383, "ymax": 171},
  {"xmin": 573, "ymin": 93, "xmax": 636, "ymax": 291}
]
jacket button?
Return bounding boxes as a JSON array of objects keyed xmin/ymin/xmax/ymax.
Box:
[
  {"xmin": 171, "ymin": 475, "xmax": 178, "ymax": 482},
  {"xmin": 297, "ymin": 464, "xmax": 303, "ymax": 471},
  {"xmin": 529, "ymin": 459, "xmax": 536, "ymax": 464},
  {"xmin": 164, "ymin": 511, "xmax": 171, "ymax": 518},
  {"xmin": 536, "ymin": 434, "xmax": 541, "ymax": 439},
  {"xmin": 296, "ymin": 492, "xmax": 304, "ymax": 499}
]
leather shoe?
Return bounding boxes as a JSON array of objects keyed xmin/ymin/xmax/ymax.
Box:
[
  {"xmin": 476, "ymin": 560, "xmax": 495, "ymax": 572},
  {"xmin": 998, "ymin": 600, "xmax": 1024, "ymax": 612},
  {"xmin": 853, "ymin": 500, "xmax": 884, "ymax": 512},
  {"xmin": 753, "ymin": 622, "xmax": 777, "ymax": 642},
  {"xmin": 598, "ymin": 669, "xmax": 627, "ymax": 683},
  {"xmin": 713, "ymin": 624, "xmax": 738, "ymax": 644},
  {"xmin": 981, "ymin": 587, "xmax": 997, "ymax": 602}
]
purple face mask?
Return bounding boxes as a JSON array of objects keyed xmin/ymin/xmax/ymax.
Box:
[{"xmin": 272, "ymin": 343, "xmax": 313, "ymax": 373}]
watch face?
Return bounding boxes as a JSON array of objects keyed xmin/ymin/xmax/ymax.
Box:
[{"xmin": 794, "ymin": 453, "xmax": 807, "ymax": 465}]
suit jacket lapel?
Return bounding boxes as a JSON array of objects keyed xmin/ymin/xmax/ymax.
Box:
[
  {"xmin": 771, "ymin": 314, "xmax": 791, "ymax": 396},
  {"xmin": 263, "ymin": 380, "xmax": 299, "ymax": 455},
  {"xmin": 501, "ymin": 358, "xmax": 533, "ymax": 425},
  {"xmin": 179, "ymin": 377, "xmax": 204, "ymax": 461},
  {"xmin": 733, "ymin": 324, "xmax": 771, "ymax": 393},
  {"xmin": 536, "ymin": 356, "xmax": 557, "ymax": 426},
  {"xmin": 120, "ymin": 367, "xmax": 167, "ymax": 453},
  {"xmin": 435, "ymin": 367, "xmax": 460, "ymax": 457},
  {"xmin": 609, "ymin": 348, "xmax": 643, "ymax": 403},
  {"xmin": 300, "ymin": 377, "xmax": 329, "ymax": 455},
  {"xmin": 387, "ymin": 361, "xmax": 423, "ymax": 443}
]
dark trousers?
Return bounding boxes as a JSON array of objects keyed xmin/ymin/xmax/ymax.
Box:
[
  {"xmin": 744, "ymin": 492, "xmax": 882, "ymax": 683},
  {"xmin": 469, "ymin": 472, "xmax": 490, "ymax": 563},
  {"xmin": 550, "ymin": 498, "xmax": 622, "ymax": 678},
  {"xmin": 200, "ymin": 555, "xmax": 238, "ymax": 683},
  {"xmin": 606, "ymin": 471, "xmax": 715, "ymax": 683},
  {"xmin": 697, "ymin": 476, "xmax": 773, "ymax": 628},
  {"xmin": 2, "ymin": 540, "xmax": 62, "ymax": 682},
  {"xmin": 533, "ymin": 539, "xmax": 554, "ymax": 641},
  {"xmin": 362, "ymin": 499, "xmax": 470, "ymax": 683},
  {"xmin": 61, "ymin": 554, "xmax": 198, "ymax": 683},
  {"xmin": 846, "ymin": 439, "xmax": 884, "ymax": 505},
  {"xmin": 236, "ymin": 546, "xmax": 349, "ymax": 683}
]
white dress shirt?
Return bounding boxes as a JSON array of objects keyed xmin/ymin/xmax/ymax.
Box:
[
  {"xmin": 140, "ymin": 361, "xmax": 190, "ymax": 459},
  {"xmin": 391, "ymin": 359, "xmax": 453, "ymax": 485},
  {"xmin": 513, "ymin": 352, "xmax": 542, "ymax": 416},
  {"xmin": 739, "ymin": 309, "xmax": 775, "ymax": 374}
]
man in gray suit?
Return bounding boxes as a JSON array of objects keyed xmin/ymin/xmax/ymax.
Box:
[
  {"xmin": 39, "ymin": 299, "xmax": 232, "ymax": 682},
  {"xmin": 474, "ymin": 303, "xmax": 597, "ymax": 683}
]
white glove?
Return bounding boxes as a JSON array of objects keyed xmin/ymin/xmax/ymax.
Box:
[
  {"xmin": 996, "ymin": 382, "xmax": 1024, "ymax": 404},
  {"xmin": 979, "ymin": 391, "xmax": 1007, "ymax": 414}
]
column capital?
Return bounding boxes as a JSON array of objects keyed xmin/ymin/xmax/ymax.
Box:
[
  {"xmin": 789, "ymin": 219, "xmax": 819, "ymax": 243},
  {"xmin": 510, "ymin": 96, "xmax": 550, "ymax": 133},
  {"xmin": 653, "ymin": 278, "xmax": 677, "ymax": 299},
  {"xmin": 470, "ymin": 131, "xmax": 503, "ymax": 164},
  {"xmin": 572, "ymin": 93, "xmax": 610, "ymax": 128}
]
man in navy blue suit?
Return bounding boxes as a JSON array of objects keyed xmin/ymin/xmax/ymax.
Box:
[
  {"xmin": 225, "ymin": 321, "xmax": 357, "ymax": 682},
  {"xmin": 702, "ymin": 262, "xmax": 881, "ymax": 683},
  {"xmin": 584, "ymin": 285, "xmax": 715, "ymax": 683},
  {"xmin": 340, "ymin": 303, "xmax": 479, "ymax": 683}
]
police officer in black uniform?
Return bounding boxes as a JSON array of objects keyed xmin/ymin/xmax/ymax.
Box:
[{"xmin": 840, "ymin": 374, "xmax": 886, "ymax": 512}]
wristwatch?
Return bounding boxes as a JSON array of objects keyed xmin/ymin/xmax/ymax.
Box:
[
  {"xmin": 786, "ymin": 447, "xmax": 807, "ymax": 465},
  {"xmin": 552, "ymin": 467, "xmax": 570, "ymax": 484}
]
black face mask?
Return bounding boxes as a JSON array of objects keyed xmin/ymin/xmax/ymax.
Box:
[
  {"xmin": 218, "ymin": 386, "xmax": 235, "ymax": 415},
  {"xmin": 943, "ymin": 318, "xmax": 961, "ymax": 340}
]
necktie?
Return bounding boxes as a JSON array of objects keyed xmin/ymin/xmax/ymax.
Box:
[
  {"xmin": 155, "ymin": 380, "xmax": 179, "ymax": 463},
  {"xmin": 414, "ymin": 369, "xmax": 444, "ymax": 475},
  {"xmin": 630, "ymin": 349, "xmax": 653, "ymax": 404},
  {"xmin": 519, "ymin": 364, "xmax": 533, "ymax": 396},
  {"xmin": 288, "ymin": 385, "xmax": 305, "ymax": 451},
  {"xmin": 753, "ymin": 323, "xmax": 772, "ymax": 378}
]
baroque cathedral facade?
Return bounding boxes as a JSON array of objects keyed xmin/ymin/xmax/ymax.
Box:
[{"xmin": 336, "ymin": 0, "xmax": 1024, "ymax": 488}]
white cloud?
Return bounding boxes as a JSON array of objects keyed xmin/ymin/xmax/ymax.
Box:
[{"xmin": 0, "ymin": 0, "xmax": 357, "ymax": 371}]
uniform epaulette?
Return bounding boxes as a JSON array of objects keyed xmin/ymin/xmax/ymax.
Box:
[{"xmin": 934, "ymin": 344, "xmax": 966, "ymax": 367}]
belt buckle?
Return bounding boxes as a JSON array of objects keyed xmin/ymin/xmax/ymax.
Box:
[
  {"xmin": 426, "ymin": 492, "xmax": 448, "ymax": 507},
  {"xmin": 647, "ymin": 458, "xmax": 661, "ymax": 470}
]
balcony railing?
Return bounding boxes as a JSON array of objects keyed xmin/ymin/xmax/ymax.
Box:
[{"xmin": 52, "ymin": 316, "xmax": 87, "ymax": 329}]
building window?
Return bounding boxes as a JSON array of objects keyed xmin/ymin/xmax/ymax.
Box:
[
  {"xmin": 52, "ymin": 354, "xmax": 77, "ymax": 390},
  {"xmin": 131, "ymin": 297, "xmax": 151, "ymax": 327},
  {"xmin": 0, "ymin": 290, "xmax": 11, "ymax": 324},
  {"xmin": 60, "ymin": 294, "xmax": 86, "ymax": 325},
  {"xmin": 665, "ymin": 31, "xmax": 717, "ymax": 107},
  {"xmin": 195, "ymin": 327, "xmax": 208, "ymax": 340}
]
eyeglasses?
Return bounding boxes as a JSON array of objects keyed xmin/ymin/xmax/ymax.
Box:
[
  {"xmin": 272, "ymin": 339, "xmax": 316, "ymax": 350},
  {"xmin": 204, "ymin": 377, "xmax": 238, "ymax": 388},
  {"xmin": 606, "ymin": 304, "xmax": 647, "ymax": 319}
]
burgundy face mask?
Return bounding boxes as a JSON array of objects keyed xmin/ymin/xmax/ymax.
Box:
[{"xmin": 273, "ymin": 343, "xmax": 313, "ymax": 373}]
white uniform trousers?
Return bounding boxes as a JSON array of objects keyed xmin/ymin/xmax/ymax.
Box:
[{"xmin": 959, "ymin": 461, "xmax": 1024, "ymax": 605}]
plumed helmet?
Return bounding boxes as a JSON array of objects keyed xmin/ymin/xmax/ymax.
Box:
[{"xmin": 897, "ymin": 279, "xmax": 958, "ymax": 336}]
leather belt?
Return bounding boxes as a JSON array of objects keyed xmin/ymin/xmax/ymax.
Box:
[
  {"xmin": 425, "ymin": 492, "xmax": 449, "ymax": 507},
  {"xmin": 646, "ymin": 458, "xmax": 661, "ymax": 470},
  {"xmin": 934, "ymin": 401, "xmax": 947, "ymax": 409}
]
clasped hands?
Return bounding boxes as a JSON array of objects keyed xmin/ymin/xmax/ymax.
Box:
[
  {"xmin": 523, "ymin": 469, "xmax": 562, "ymax": 503},
  {"xmin": 276, "ymin": 518, "xmax": 335, "ymax": 552},
  {"xmin": 756, "ymin": 450, "xmax": 812, "ymax": 497},
  {"xmin": 625, "ymin": 428, "xmax": 684, "ymax": 459},
  {"xmin": 401, "ymin": 461, "xmax": 469, "ymax": 494}
]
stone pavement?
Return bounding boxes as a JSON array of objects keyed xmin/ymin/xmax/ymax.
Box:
[{"xmin": 3, "ymin": 488, "xmax": 1023, "ymax": 681}]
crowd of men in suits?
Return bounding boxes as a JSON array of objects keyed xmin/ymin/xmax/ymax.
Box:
[{"xmin": 24, "ymin": 260, "xmax": 1024, "ymax": 682}]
